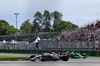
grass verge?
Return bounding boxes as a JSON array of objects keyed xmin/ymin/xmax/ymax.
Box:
[
  {"xmin": 0, "ymin": 56, "xmax": 26, "ymax": 61},
  {"xmin": 87, "ymin": 55, "xmax": 100, "ymax": 57}
]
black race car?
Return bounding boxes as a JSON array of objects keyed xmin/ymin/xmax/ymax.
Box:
[{"xmin": 26, "ymin": 52, "xmax": 69, "ymax": 61}]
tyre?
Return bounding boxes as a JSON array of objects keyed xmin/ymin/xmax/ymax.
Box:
[
  {"xmin": 71, "ymin": 54, "xmax": 75, "ymax": 58},
  {"xmin": 31, "ymin": 60, "xmax": 35, "ymax": 62},
  {"xmin": 83, "ymin": 57, "xmax": 86, "ymax": 59},
  {"xmin": 61, "ymin": 56, "xmax": 69, "ymax": 61},
  {"xmin": 53, "ymin": 59, "xmax": 58, "ymax": 61},
  {"xmin": 83, "ymin": 55, "xmax": 86, "ymax": 59},
  {"xmin": 82, "ymin": 53, "xmax": 86, "ymax": 59},
  {"xmin": 41, "ymin": 56, "xmax": 47, "ymax": 61}
]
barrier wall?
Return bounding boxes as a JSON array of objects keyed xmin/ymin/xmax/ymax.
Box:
[
  {"xmin": 38, "ymin": 40, "xmax": 100, "ymax": 50},
  {"xmin": 0, "ymin": 49, "xmax": 100, "ymax": 56}
]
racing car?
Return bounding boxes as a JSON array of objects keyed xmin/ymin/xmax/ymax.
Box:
[
  {"xmin": 66, "ymin": 51, "xmax": 87, "ymax": 59},
  {"xmin": 26, "ymin": 52, "xmax": 69, "ymax": 61}
]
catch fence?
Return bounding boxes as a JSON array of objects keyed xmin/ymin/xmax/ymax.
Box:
[
  {"xmin": 0, "ymin": 30, "xmax": 100, "ymax": 50},
  {"xmin": 0, "ymin": 32, "xmax": 61, "ymax": 50}
]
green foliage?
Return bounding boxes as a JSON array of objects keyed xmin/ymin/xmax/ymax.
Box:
[
  {"xmin": 51, "ymin": 11, "xmax": 63, "ymax": 31},
  {"xmin": 57, "ymin": 20, "xmax": 68, "ymax": 31},
  {"xmin": 31, "ymin": 23, "xmax": 42, "ymax": 33},
  {"xmin": 43, "ymin": 10, "xmax": 51, "ymax": 32},
  {"xmin": 19, "ymin": 10, "xmax": 78, "ymax": 34},
  {"xmin": 31, "ymin": 11, "xmax": 43, "ymax": 33},
  {"xmin": 8, "ymin": 25, "xmax": 16, "ymax": 35},
  {"xmin": 0, "ymin": 11, "xmax": 79, "ymax": 35},
  {"xmin": 51, "ymin": 11, "xmax": 62, "ymax": 21},
  {"xmin": 20, "ymin": 19, "xmax": 32, "ymax": 33},
  {"xmin": 66, "ymin": 21, "xmax": 78, "ymax": 30},
  {"xmin": 52, "ymin": 20, "xmax": 78, "ymax": 32},
  {"xmin": 0, "ymin": 20, "xmax": 16, "ymax": 35}
]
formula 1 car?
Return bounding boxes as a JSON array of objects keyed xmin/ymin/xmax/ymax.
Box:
[
  {"xmin": 66, "ymin": 51, "xmax": 87, "ymax": 59},
  {"xmin": 26, "ymin": 52, "xmax": 69, "ymax": 61}
]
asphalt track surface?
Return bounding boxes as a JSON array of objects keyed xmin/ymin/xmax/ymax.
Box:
[{"xmin": 0, "ymin": 54, "xmax": 100, "ymax": 66}]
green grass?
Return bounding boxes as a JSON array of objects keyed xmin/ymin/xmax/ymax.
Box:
[
  {"xmin": 0, "ymin": 52, "xmax": 40, "ymax": 55},
  {"xmin": 88, "ymin": 55, "xmax": 100, "ymax": 57},
  {"xmin": 0, "ymin": 56, "xmax": 26, "ymax": 61},
  {"xmin": 0, "ymin": 52, "xmax": 33, "ymax": 54},
  {"xmin": 0, "ymin": 56, "xmax": 18, "ymax": 58}
]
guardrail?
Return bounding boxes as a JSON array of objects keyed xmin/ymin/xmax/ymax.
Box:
[{"xmin": 0, "ymin": 49, "xmax": 100, "ymax": 56}]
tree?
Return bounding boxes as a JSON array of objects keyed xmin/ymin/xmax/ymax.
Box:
[
  {"xmin": 51, "ymin": 11, "xmax": 62, "ymax": 21},
  {"xmin": 31, "ymin": 23, "xmax": 42, "ymax": 33},
  {"xmin": 43, "ymin": 10, "xmax": 51, "ymax": 32},
  {"xmin": 19, "ymin": 10, "xmax": 78, "ymax": 33},
  {"xmin": 57, "ymin": 20, "xmax": 68, "ymax": 31},
  {"xmin": 51, "ymin": 11, "xmax": 63, "ymax": 31},
  {"xmin": 7, "ymin": 25, "xmax": 16, "ymax": 35},
  {"xmin": 51, "ymin": 20, "xmax": 78, "ymax": 31},
  {"xmin": 20, "ymin": 19, "xmax": 32, "ymax": 33},
  {"xmin": 32, "ymin": 11, "xmax": 43, "ymax": 33},
  {"xmin": 66, "ymin": 21, "xmax": 78, "ymax": 30},
  {"xmin": 0, "ymin": 20, "xmax": 16, "ymax": 35},
  {"xmin": 34, "ymin": 11, "xmax": 43, "ymax": 24}
]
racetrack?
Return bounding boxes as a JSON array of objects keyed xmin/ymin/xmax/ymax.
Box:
[{"xmin": 0, "ymin": 57, "xmax": 100, "ymax": 66}]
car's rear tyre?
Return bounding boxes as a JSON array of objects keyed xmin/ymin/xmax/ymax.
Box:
[
  {"xmin": 60, "ymin": 56, "xmax": 69, "ymax": 61},
  {"xmin": 82, "ymin": 53, "xmax": 86, "ymax": 59},
  {"xmin": 53, "ymin": 59, "xmax": 58, "ymax": 61},
  {"xmin": 31, "ymin": 60, "xmax": 35, "ymax": 62},
  {"xmin": 41, "ymin": 56, "xmax": 47, "ymax": 61},
  {"xmin": 71, "ymin": 54, "xmax": 75, "ymax": 58}
]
